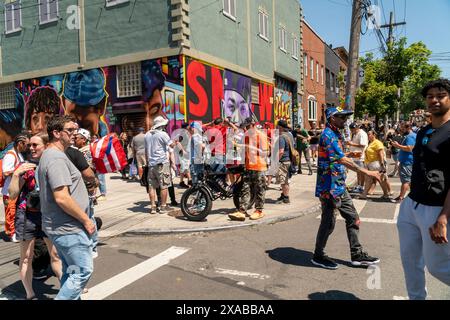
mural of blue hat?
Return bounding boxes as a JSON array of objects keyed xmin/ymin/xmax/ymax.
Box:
[
  {"xmin": 0, "ymin": 88, "xmax": 24, "ymax": 124},
  {"xmin": 63, "ymin": 68, "xmax": 107, "ymax": 106},
  {"xmin": 142, "ymin": 60, "xmax": 165, "ymax": 101}
]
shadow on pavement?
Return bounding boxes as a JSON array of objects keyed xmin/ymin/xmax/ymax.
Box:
[
  {"xmin": 128, "ymin": 201, "xmax": 150, "ymax": 214},
  {"xmin": 2, "ymin": 279, "xmax": 59, "ymax": 300},
  {"xmin": 265, "ymin": 247, "xmax": 354, "ymax": 268},
  {"xmin": 308, "ymin": 290, "xmax": 360, "ymax": 300}
]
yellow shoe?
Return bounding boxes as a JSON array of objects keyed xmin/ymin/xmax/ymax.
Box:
[
  {"xmin": 228, "ymin": 211, "xmax": 246, "ymax": 221},
  {"xmin": 96, "ymin": 195, "xmax": 106, "ymax": 201},
  {"xmin": 250, "ymin": 210, "xmax": 264, "ymax": 220}
]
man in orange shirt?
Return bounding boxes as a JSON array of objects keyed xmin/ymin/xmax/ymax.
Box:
[{"xmin": 229, "ymin": 117, "xmax": 268, "ymax": 221}]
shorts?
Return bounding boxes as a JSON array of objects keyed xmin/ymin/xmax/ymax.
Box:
[
  {"xmin": 278, "ymin": 161, "xmax": 291, "ymax": 185},
  {"xmin": 135, "ymin": 153, "xmax": 147, "ymax": 168},
  {"xmin": 399, "ymin": 164, "xmax": 412, "ymax": 184},
  {"xmin": 310, "ymin": 144, "xmax": 319, "ymax": 152},
  {"xmin": 148, "ymin": 163, "xmax": 172, "ymax": 190},
  {"xmin": 366, "ymin": 161, "xmax": 381, "ymax": 171},
  {"xmin": 180, "ymin": 158, "xmax": 190, "ymax": 173},
  {"xmin": 14, "ymin": 208, "xmax": 47, "ymax": 241},
  {"xmin": 354, "ymin": 160, "xmax": 365, "ymax": 168},
  {"xmin": 392, "ymin": 153, "xmax": 399, "ymax": 162}
]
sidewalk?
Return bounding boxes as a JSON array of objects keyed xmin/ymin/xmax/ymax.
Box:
[{"xmin": 0, "ymin": 168, "xmax": 357, "ymax": 238}]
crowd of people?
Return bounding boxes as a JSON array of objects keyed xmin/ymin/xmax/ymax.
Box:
[{"xmin": 1, "ymin": 78, "xmax": 449, "ymax": 300}]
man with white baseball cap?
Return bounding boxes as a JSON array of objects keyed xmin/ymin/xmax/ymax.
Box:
[{"xmin": 144, "ymin": 116, "xmax": 177, "ymax": 214}]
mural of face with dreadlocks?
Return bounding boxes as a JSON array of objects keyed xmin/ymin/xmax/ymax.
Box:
[
  {"xmin": 142, "ymin": 60, "xmax": 167, "ymax": 131},
  {"xmin": 25, "ymin": 86, "xmax": 62, "ymax": 135},
  {"xmin": 0, "ymin": 89, "xmax": 25, "ymax": 156}
]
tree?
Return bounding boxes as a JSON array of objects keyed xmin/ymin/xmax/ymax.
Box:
[
  {"xmin": 355, "ymin": 38, "xmax": 441, "ymax": 120},
  {"xmin": 355, "ymin": 53, "xmax": 398, "ymax": 120}
]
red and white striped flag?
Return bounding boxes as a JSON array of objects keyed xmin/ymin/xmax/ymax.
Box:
[{"xmin": 90, "ymin": 134, "xmax": 127, "ymax": 174}]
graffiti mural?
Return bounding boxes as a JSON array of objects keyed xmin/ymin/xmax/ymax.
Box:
[
  {"xmin": 253, "ymin": 82, "xmax": 274, "ymax": 124},
  {"xmin": 222, "ymin": 70, "xmax": 252, "ymax": 124},
  {"xmin": 185, "ymin": 57, "xmax": 223, "ymax": 123},
  {"xmin": 274, "ymin": 77, "xmax": 295, "ymax": 127}
]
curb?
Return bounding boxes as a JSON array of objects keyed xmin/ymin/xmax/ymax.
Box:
[{"xmin": 123, "ymin": 202, "xmax": 322, "ymax": 236}]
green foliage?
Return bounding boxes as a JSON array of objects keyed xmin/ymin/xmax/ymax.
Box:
[{"xmin": 355, "ymin": 38, "xmax": 441, "ymax": 118}]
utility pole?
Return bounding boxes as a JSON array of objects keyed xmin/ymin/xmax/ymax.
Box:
[
  {"xmin": 380, "ymin": 12, "xmax": 406, "ymax": 126},
  {"xmin": 380, "ymin": 12, "xmax": 406, "ymax": 47},
  {"xmin": 345, "ymin": 0, "xmax": 364, "ymax": 112}
]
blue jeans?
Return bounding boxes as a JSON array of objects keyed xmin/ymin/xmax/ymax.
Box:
[
  {"xmin": 50, "ymin": 231, "xmax": 93, "ymax": 300},
  {"xmin": 190, "ymin": 164, "xmax": 204, "ymax": 185},
  {"xmin": 98, "ymin": 174, "xmax": 106, "ymax": 195}
]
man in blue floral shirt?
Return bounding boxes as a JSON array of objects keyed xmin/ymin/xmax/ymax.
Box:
[{"xmin": 312, "ymin": 107, "xmax": 381, "ymax": 270}]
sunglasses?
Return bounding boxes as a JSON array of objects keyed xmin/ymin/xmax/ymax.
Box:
[
  {"xmin": 61, "ymin": 128, "xmax": 77, "ymax": 135},
  {"xmin": 421, "ymin": 128, "xmax": 435, "ymax": 145}
]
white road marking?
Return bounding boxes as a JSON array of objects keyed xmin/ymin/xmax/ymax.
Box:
[
  {"xmin": 214, "ymin": 268, "xmax": 270, "ymax": 280},
  {"xmin": 393, "ymin": 203, "xmax": 400, "ymax": 222},
  {"xmin": 83, "ymin": 246, "xmax": 190, "ymax": 300}
]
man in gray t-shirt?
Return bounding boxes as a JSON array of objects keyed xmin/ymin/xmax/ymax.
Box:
[
  {"xmin": 38, "ymin": 115, "xmax": 95, "ymax": 300},
  {"xmin": 131, "ymin": 128, "xmax": 147, "ymax": 179}
]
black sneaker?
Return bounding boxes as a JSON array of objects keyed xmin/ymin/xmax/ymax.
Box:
[
  {"xmin": 351, "ymin": 252, "xmax": 380, "ymax": 266},
  {"xmin": 170, "ymin": 201, "xmax": 179, "ymax": 207},
  {"xmin": 311, "ymin": 255, "xmax": 338, "ymax": 270},
  {"xmin": 179, "ymin": 182, "xmax": 189, "ymax": 189},
  {"xmin": 275, "ymin": 194, "xmax": 285, "ymax": 204},
  {"xmin": 283, "ymin": 197, "xmax": 290, "ymax": 204},
  {"xmin": 156, "ymin": 207, "xmax": 161, "ymax": 214}
]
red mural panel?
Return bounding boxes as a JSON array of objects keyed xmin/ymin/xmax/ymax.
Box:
[
  {"xmin": 258, "ymin": 83, "xmax": 274, "ymax": 123},
  {"xmin": 185, "ymin": 58, "xmax": 223, "ymax": 123}
]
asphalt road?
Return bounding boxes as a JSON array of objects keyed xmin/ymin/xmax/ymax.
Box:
[{"xmin": 1, "ymin": 176, "xmax": 449, "ymax": 301}]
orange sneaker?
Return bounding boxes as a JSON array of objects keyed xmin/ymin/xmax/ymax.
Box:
[
  {"xmin": 250, "ymin": 210, "xmax": 264, "ymax": 220},
  {"xmin": 228, "ymin": 211, "xmax": 246, "ymax": 221}
]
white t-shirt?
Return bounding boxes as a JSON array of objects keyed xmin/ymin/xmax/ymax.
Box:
[
  {"xmin": 1, "ymin": 150, "xmax": 24, "ymax": 196},
  {"xmin": 349, "ymin": 129, "xmax": 369, "ymax": 160}
]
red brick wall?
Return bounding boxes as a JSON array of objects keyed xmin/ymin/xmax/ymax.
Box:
[{"xmin": 301, "ymin": 22, "xmax": 326, "ymax": 130}]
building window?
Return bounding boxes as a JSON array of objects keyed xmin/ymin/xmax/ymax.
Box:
[
  {"xmin": 310, "ymin": 58, "xmax": 314, "ymax": 80},
  {"xmin": 258, "ymin": 9, "xmax": 269, "ymax": 41},
  {"xmin": 316, "ymin": 63, "xmax": 319, "ymax": 83},
  {"xmin": 5, "ymin": 1, "xmax": 22, "ymax": 34},
  {"xmin": 308, "ymin": 97, "xmax": 317, "ymax": 121},
  {"xmin": 321, "ymin": 66, "xmax": 324, "ymax": 86},
  {"xmin": 331, "ymin": 73, "xmax": 335, "ymax": 93},
  {"xmin": 0, "ymin": 83, "xmax": 16, "ymax": 110},
  {"xmin": 117, "ymin": 63, "xmax": 142, "ymax": 98},
  {"xmin": 39, "ymin": 0, "xmax": 59, "ymax": 25},
  {"xmin": 279, "ymin": 26, "xmax": 287, "ymax": 52},
  {"xmin": 336, "ymin": 77, "xmax": 340, "ymax": 94},
  {"xmin": 325, "ymin": 69, "xmax": 330, "ymax": 89},
  {"xmin": 106, "ymin": 0, "xmax": 130, "ymax": 7},
  {"xmin": 304, "ymin": 54, "xmax": 308, "ymax": 77},
  {"xmin": 223, "ymin": 0, "xmax": 236, "ymax": 21},
  {"xmin": 292, "ymin": 37, "xmax": 299, "ymax": 60}
]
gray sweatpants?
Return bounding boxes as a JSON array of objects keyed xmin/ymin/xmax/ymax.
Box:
[{"xmin": 397, "ymin": 197, "xmax": 450, "ymax": 300}]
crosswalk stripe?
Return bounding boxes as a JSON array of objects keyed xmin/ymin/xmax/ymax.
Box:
[{"xmin": 83, "ymin": 246, "xmax": 190, "ymax": 300}]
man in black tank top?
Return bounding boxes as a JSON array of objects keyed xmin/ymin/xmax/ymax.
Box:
[{"xmin": 397, "ymin": 79, "xmax": 450, "ymax": 300}]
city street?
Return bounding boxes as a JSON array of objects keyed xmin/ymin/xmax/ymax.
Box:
[{"xmin": 1, "ymin": 171, "xmax": 448, "ymax": 300}]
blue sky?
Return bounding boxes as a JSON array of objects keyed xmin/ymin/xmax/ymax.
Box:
[{"xmin": 300, "ymin": 0, "xmax": 450, "ymax": 78}]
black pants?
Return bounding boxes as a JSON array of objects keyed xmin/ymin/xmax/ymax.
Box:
[{"xmin": 314, "ymin": 190, "xmax": 363, "ymax": 258}]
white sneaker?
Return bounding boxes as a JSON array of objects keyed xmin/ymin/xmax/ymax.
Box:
[
  {"xmin": 96, "ymin": 195, "xmax": 106, "ymax": 201},
  {"xmin": 92, "ymin": 250, "xmax": 98, "ymax": 259},
  {"xmin": 10, "ymin": 234, "xmax": 19, "ymax": 243}
]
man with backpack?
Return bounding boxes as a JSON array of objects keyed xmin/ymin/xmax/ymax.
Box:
[
  {"xmin": 275, "ymin": 120, "xmax": 298, "ymax": 204},
  {"xmin": 1, "ymin": 134, "xmax": 29, "ymax": 242}
]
